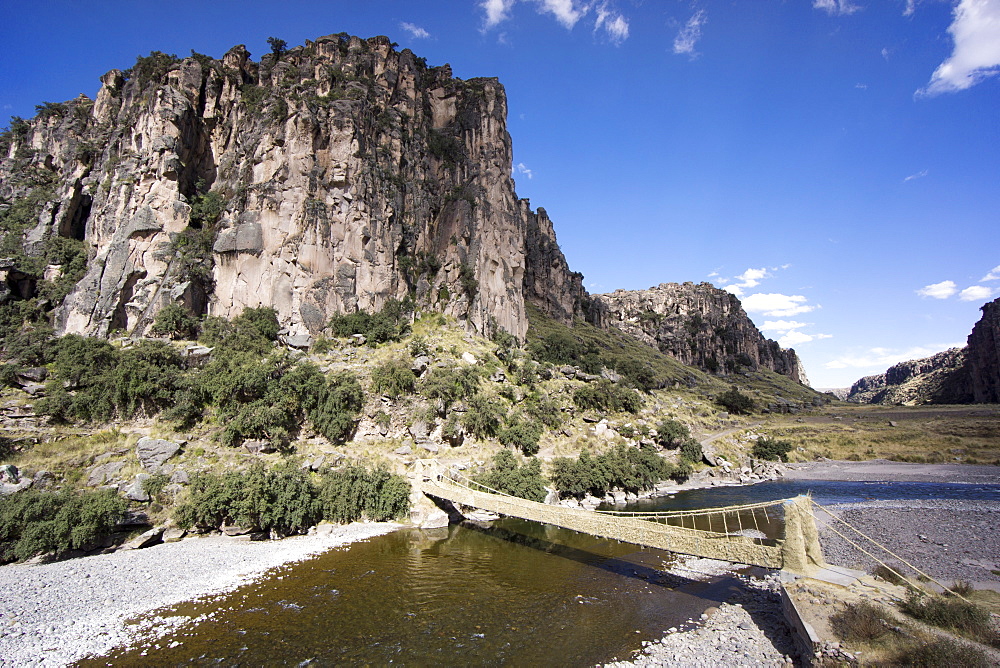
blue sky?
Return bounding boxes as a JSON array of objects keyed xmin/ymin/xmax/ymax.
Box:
[{"xmin": 2, "ymin": 0, "xmax": 998, "ymax": 388}]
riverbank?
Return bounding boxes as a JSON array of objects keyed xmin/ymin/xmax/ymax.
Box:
[{"xmin": 0, "ymin": 522, "xmax": 400, "ymax": 667}]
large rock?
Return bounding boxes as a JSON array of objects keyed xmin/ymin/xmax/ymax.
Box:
[
  {"xmin": 87, "ymin": 461, "xmax": 125, "ymax": 486},
  {"xmin": 124, "ymin": 474, "xmax": 151, "ymax": 502},
  {"xmin": 135, "ymin": 437, "xmax": 182, "ymax": 470}
]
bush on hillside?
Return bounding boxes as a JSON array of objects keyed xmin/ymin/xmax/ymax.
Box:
[
  {"xmin": 752, "ymin": 437, "xmax": 793, "ymax": 462},
  {"xmin": 317, "ymin": 465, "xmax": 411, "ymax": 523},
  {"xmin": 461, "ymin": 394, "xmax": 503, "ymax": 440},
  {"xmin": 498, "ymin": 413, "xmax": 543, "ymax": 456},
  {"xmin": 419, "ymin": 366, "xmax": 481, "ymax": 408},
  {"xmin": 550, "ymin": 445, "xmax": 681, "ymax": 498},
  {"xmin": 655, "ymin": 419, "xmax": 690, "ymax": 448},
  {"xmin": 371, "ymin": 358, "xmax": 416, "ymax": 398},
  {"xmin": 573, "ymin": 379, "xmax": 642, "ymax": 414},
  {"xmin": 0, "ymin": 488, "xmax": 127, "ymax": 564},
  {"xmin": 715, "ymin": 387, "xmax": 755, "ymax": 415},
  {"xmin": 309, "ymin": 372, "xmax": 365, "ymax": 443},
  {"xmin": 150, "ymin": 303, "xmax": 199, "ymax": 340},
  {"xmin": 475, "ymin": 450, "xmax": 548, "ymax": 502},
  {"xmin": 328, "ymin": 299, "xmax": 412, "ymax": 346}
]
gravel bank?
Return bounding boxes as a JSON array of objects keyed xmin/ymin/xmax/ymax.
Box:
[
  {"xmin": 603, "ymin": 569, "xmax": 797, "ymax": 667},
  {"xmin": 783, "ymin": 459, "xmax": 1000, "ymax": 484},
  {"xmin": 0, "ymin": 522, "xmax": 400, "ymax": 667},
  {"xmin": 816, "ymin": 499, "xmax": 1000, "ymax": 587}
]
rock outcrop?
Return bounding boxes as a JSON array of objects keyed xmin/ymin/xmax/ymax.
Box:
[
  {"xmin": 847, "ymin": 298, "xmax": 1000, "ymax": 405},
  {"xmin": 591, "ymin": 282, "xmax": 808, "ymax": 384},
  {"xmin": 846, "ymin": 347, "xmax": 970, "ymax": 405},
  {"xmin": 1, "ymin": 35, "xmax": 583, "ymax": 340}
]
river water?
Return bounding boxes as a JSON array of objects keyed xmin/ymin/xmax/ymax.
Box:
[{"xmin": 90, "ymin": 479, "xmax": 1000, "ymax": 666}]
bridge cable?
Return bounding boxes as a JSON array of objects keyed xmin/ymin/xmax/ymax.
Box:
[{"xmin": 809, "ymin": 500, "xmax": 971, "ymax": 602}]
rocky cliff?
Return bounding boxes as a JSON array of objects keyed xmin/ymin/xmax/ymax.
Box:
[
  {"xmin": 591, "ymin": 282, "xmax": 808, "ymax": 384},
  {"xmin": 0, "ymin": 35, "xmax": 585, "ymax": 340},
  {"xmin": 846, "ymin": 347, "xmax": 970, "ymax": 405},
  {"xmin": 847, "ymin": 298, "xmax": 1000, "ymax": 405}
]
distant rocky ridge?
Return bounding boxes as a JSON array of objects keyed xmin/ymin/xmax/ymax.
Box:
[
  {"xmin": 1, "ymin": 33, "xmax": 806, "ymax": 384},
  {"xmin": 592, "ymin": 283, "xmax": 808, "ymax": 384},
  {"xmin": 847, "ymin": 298, "xmax": 1000, "ymax": 405}
]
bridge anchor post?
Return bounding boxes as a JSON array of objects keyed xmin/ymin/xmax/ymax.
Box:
[{"xmin": 780, "ymin": 495, "xmax": 826, "ymax": 576}]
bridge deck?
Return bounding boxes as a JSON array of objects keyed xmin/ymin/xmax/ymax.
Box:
[{"xmin": 422, "ymin": 477, "xmax": 785, "ymax": 569}]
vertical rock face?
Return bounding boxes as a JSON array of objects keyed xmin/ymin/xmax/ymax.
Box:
[
  {"xmin": 591, "ymin": 282, "xmax": 808, "ymax": 384},
  {"xmin": 846, "ymin": 348, "xmax": 971, "ymax": 405},
  {"xmin": 2, "ymin": 35, "xmax": 585, "ymax": 339},
  {"xmin": 846, "ymin": 298, "xmax": 999, "ymax": 405},
  {"xmin": 966, "ymin": 298, "xmax": 1000, "ymax": 403}
]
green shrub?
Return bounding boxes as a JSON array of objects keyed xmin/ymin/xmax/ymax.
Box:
[
  {"xmin": 310, "ymin": 372, "xmax": 364, "ymax": 443},
  {"xmin": 498, "ymin": 414, "xmax": 543, "ymax": 456},
  {"xmin": 175, "ymin": 464, "xmax": 321, "ymax": 536},
  {"xmin": 899, "ymin": 591, "xmax": 999, "ymax": 647},
  {"xmin": 150, "ymin": 303, "xmax": 199, "ymax": 339},
  {"xmin": 461, "ymin": 394, "xmax": 503, "ymax": 440},
  {"xmin": 328, "ymin": 299, "xmax": 412, "ymax": 346},
  {"xmin": 475, "ymin": 450, "xmax": 547, "ymax": 502},
  {"xmin": 371, "ymin": 358, "xmax": 416, "ymax": 398},
  {"xmin": 716, "ymin": 387, "xmax": 755, "ymax": 415},
  {"xmin": 317, "ymin": 465, "xmax": 411, "ymax": 523},
  {"xmin": 752, "ymin": 437, "xmax": 793, "ymax": 462},
  {"xmin": 0, "ymin": 488, "xmax": 127, "ymax": 563},
  {"xmin": 419, "ymin": 366, "xmax": 481, "ymax": 407},
  {"xmin": 141, "ymin": 472, "xmax": 171, "ymax": 500},
  {"xmin": 655, "ymin": 419, "xmax": 690, "ymax": 448},
  {"xmin": 573, "ymin": 379, "xmax": 642, "ymax": 414},
  {"xmin": 679, "ymin": 438, "xmax": 703, "ymax": 463},
  {"xmin": 523, "ymin": 390, "xmax": 562, "ymax": 429},
  {"xmin": 550, "ymin": 445, "xmax": 673, "ymax": 498}
]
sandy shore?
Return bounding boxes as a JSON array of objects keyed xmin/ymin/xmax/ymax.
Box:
[{"xmin": 0, "ymin": 522, "xmax": 400, "ymax": 667}]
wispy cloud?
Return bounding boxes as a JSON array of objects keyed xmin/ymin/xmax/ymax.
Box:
[
  {"xmin": 881, "ymin": 47, "xmax": 892, "ymax": 60},
  {"xmin": 825, "ymin": 343, "xmax": 963, "ymax": 370},
  {"xmin": 903, "ymin": 0, "xmax": 917, "ymax": 17},
  {"xmin": 813, "ymin": 0, "xmax": 862, "ymax": 16},
  {"xmin": 981, "ymin": 265, "xmax": 1000, "ymax": 281},
  {"xmin": 778, "ymin": 330, "xmax": 832, "ymax": 348},
  {"xmin": 916, "ymin": 280, "xmax": 958, "ymax": 299},
  {"xmin": 515, "ymin": 162, "xmax": 534, "ymax": 179},
  {"xmin": 481, "ymin": 0, "xmax": 516, "ymax": 29},
  {"xmin": 594, "ymin": 2, "xmax": 630, "ymax": 45},
  {"xmin": 959, "ymin": 285, "xmax": 996, "ymax": 301},
  {"xmin": 673, "ymin": 9, "xmax": 707, "ymax": 57},
  {"xmin": 761, "ymin": 320, "xmax": 809, "ymax": 334},
  {"xmin": 904, "ymin": 169, "xmax": 928, "ymax": 182},
  {"xmin": 741, "ymin": 293, "xmax": 816, "ymax": 317},
  {"xmin": 400, "ymin": 22, "xmax": 431, "ymax": 39},
  {"xmin": 534, "ymin": 0, "xmax": 588, "ymax": 29},
  {"xmin": 918, "ymin": 0, "xmax": 1000, "ymax": 96}
]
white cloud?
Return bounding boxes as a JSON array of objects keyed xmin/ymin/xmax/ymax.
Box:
[
  {"xmin": 724, "ymin": 284, "xmax": 744, "ymax": 297},
  {"xmin": 981, "ymin": 265, "xmax": 1000, "ymax": 281},
  {"xmin": 481, "ymin": 0, "xmax": 516, "ymax": 29},
  {"xmin": 778, "ymin": 331, "xmax": 832, "ymax": 348},
  {"xmin": 903, "ymin": 0, "xmax": 917, "ymax": 17},
  {"xmin": 594, "ymin": 2, "xmax": 629, "ymax": 44},
  {"xmin": 761, "ymin": 320, "xmax": 809, "ymax": 334},
  {"xmin": 881, "ymin": 47, "xmax": 892, "ymax": 60},
  {"xmin": 741, "ymin": 293, "xmax": 815, "ymax": 317},
  {"xmin": 916, "ymin": 280, "xmax": 958, "ymax": 299},
  {"xmin": 534, "ymin": 0, "xmax": 588, "ymax": 29},
  {"xmin": 673, "ymin": 9, "xmax": 707, "ymax": 57},
  {"xmin": 400, "ymin": 22, "xmax": 431, "ymax": 39},
  {"xmin": 825, "ymin": 344, "xmax": 963, "ymax": 370},
  {"xmin": 855, "ymin": 83, "xmax": 868, "ymax": 89},
  {"xmin": 904, "ymin": 169, "xmax": 928, "ymax": 182},
  {"xmin": 918, "ymin": 0, "xmax": 1000, "ymax": 96},
  {"xmin": 959, "ymin": 285, "xmax": 996, "ymax": 301},
  {"xmin": 515, "ymin": 162, "xmax": 534, "ymax": 179},
  {"xmin": 813, "ymin": 0, "xmax": 862, "ymax": 16}
]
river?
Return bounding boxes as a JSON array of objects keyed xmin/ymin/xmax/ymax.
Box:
[{"xmin": 88, "ymin": 479, "xmax": 1000, "ymax": 666}]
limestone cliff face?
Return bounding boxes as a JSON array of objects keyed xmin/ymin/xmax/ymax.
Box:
[
  {"xmin": 591, "ymin": 283, "xmax": 808, "ymax": 384},
  {"xmin": 1, "ymin": 35, "xmax": 583, "ymax": 339},
  {"xmin": 846, "ymin": 298, "xmax": 1000, "ymax": 405},
  {"xmin": 967, "ymin": 298, "xmax": 1000, "ymax": 403},
  {"xmin": 846, "ymin": 348, "xmax": 970, "ymax": 405}
]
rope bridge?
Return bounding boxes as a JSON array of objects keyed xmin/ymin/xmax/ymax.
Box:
[{"xmin": 421, "ymin": 468, "xmax": 827, "ymax": 575}]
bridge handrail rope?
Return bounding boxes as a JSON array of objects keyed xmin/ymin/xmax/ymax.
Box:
[
  {"xmin": 435, "ymin": 466, "xmax": 787, "ymax": 543},
  {"xmin": 809, "ymin": 499, "xmax": 971, "ymax": 602}
]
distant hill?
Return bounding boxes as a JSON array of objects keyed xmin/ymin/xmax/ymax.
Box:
[{"xmin": 847, "ymin": 298, "xmax": 1000, "ymax": 405}]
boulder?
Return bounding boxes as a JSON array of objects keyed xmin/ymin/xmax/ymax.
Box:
[
  {"xmin": 135, "ymin": 437, "xmax": 182, "ymax": 470},
  {"xmin": 222, "ymin": 524, "xmax": 252, "ymax": 536},
  {"xmin": 395, "ymin": 445, "xmax": 413, "ymax": 455},
  {"xmin": 244, "ymin": 439, "xmax": 276, "ymax": 454},
  {"xmin": 169, "ymin": 468, "xmax": 190, "ymax": 485},
  {"xmin": 16, "ymin": 367, "xmax": 47, "ymax": 383},
  {"xmin": 0, "ymin": 464, "xmax": 18, "ymax": 483},
  {"xmin": 418, "ymin": 441, "xmax": 440, "ymax": 454},
  {"xmin": 280, "ymin": 333, "xmax": 313, "ymax": 349},
  {"xmin": 0, "ymin": 479, "xmax": 32, "ymax": 496},
  {"xmin": 461, "ymin": 352, "xmax": 477, "ymax": 365},
  {"xmin": 411, "ymin": 355, "xmax": 430, "ymax": 375},
  {"xmin": 123, "ymin": 526, "xmax": 165, "ymax": 550},
  {"xmin": 33, "ymin": 470, "xmax": 56, "ymax": 489},
  {"xmin": 162, "ymin": 527, "xmax": 187, "ymax": 543},
  {"xmin": 124, "ymin": 474, "xmax": 151, "ymax": 502},
  {"xmin": 87, "ymin": 460, "xmax": 125, "ymax": 486},
  {"xmin": 408, "ymin": 420, "xmax": 430, "ymax": 439}
]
